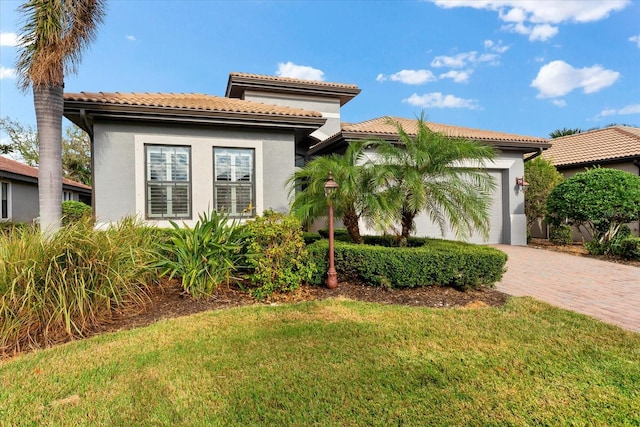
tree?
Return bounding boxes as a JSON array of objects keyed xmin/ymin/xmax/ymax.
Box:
[
  {"xmin": 287, "ymin": 141, "xmax": 387, "ymax": 244},
  {"xmin": 0, "ymin": 117, "xmax": 91, "ymax": 184},
  {"xmin": 376, "ymin": 114, "xmax": 497, "ymax": 241},
  {"xmin": 546, "ymin": 168, "xmax": 640, "ymax": 246},
  {"xmin": 16, "ymin": 0, "xmax": 105, "ymax": 234},
  {"xmin": 549, "ymin": 127, "xmax": 582, "ymax": 139},
  {"xmin": 524, "ymin": 157, "xmax": 563, "ymax": 233}
]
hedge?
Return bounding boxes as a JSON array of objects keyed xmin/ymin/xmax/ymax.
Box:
[{"xmin": 307, "ymin": 240, "xmax": 507, "ymax": 289}]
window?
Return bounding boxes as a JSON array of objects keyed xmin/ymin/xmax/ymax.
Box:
[
  {"xmin": 63, "ymin": 191, "xmax": 73, "ymax": 201},
  {"xmin": 214, "ymin": 148, "xmax": 254, "ymax": 217},
  {"xmin": 1, "ymin": 182, "xmax": 8, "ymax": 220},
  {"xmin": 145, "ymin": 145, "xmax": 191, "ymax": 219}
]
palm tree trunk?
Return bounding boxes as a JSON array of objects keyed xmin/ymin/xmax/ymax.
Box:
[
  {"xmin": 342, "ymin": 204, "xmax": 362, "ymax": 244},
  {"xmin": 400, "ymin": 208, "xmax": 414, "ymax": 241},
  {"xmin": 34, "ymin": 84, "xmax": 63, "ymax": 236}
]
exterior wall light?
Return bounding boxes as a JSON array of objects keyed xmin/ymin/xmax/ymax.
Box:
[
  {"xmin": 516, "ymin": 176, "xmax": 530, "ymax": 193},
  {"xmin": 324, "ymin": 173, "xmax": 339, "ymax": 289}
]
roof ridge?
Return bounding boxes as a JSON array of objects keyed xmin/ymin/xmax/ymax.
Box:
[{"xmin": 229, "ymin": 71, "xmax": 359, "ymax": 89}]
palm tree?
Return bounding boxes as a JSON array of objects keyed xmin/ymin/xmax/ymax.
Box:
[
  {"xmin": 376, "ymin": 114, "xmax": 497, "ymax": 242},
  {"xmin": 16, "ymin": 0, "xmax": 105, "ymax": 234},
  {"xmin": 287, "ymin": 141, "xmax": 386, "ymax": 244}
]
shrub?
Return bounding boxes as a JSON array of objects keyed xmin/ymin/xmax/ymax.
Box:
[
  {"xmin": 245, "ymin": 210, "xmax": 317, "ymax": 299},
  {"xmin": 156, "ymin": 211, "xmax": 248, "ymax": 299},
  {"xmin": 303, "ymin": 232, "xmax": 323, "ymax": 245},
  {"xmin": 549, "ymin": 224, "xmax": 573, "ymax": 245},
  {"xmin": 318, "ymin": 228, "xmax": 352, "ymax": 242},
  {"xmin": 0, "ymin": 218, "xmax": 159, "ymax": 355},
  {"xmin": 546, "ymin": 168, "xmax": 640, "ymax": 245},
  {"xmin": 362, "ymin": 235, "xmax": 431, "ymax": 247},
  {"xmin": 307, "ymin": 240, "xmax": 506, "ymax": 289},
  {"xmin": 612, "ymin": 237, "xmax": 640, "ymax": 260},
  {"xmin": 0, "ymin": 221, "xmax": 29, "ymax": 236},
  {"xmin": 61, "ymin": 200, "xmax": 92, "ymax": 225}
]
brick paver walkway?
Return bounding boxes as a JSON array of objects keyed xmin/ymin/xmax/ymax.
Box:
[{"xmin": 493, "ymin": 245, "xmax": 640, "ymax": 332}]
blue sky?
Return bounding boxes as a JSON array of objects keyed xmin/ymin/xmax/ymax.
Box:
[{"xmin": 1, "ymin": 0, "xmax": 638, "ymax": 143}]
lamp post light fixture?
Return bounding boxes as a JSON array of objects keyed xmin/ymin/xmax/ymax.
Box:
[
  {"xmin": 515, "ymin": 176, "xmax": 530, "ymax": 193},
  {"xmin": 324, "ymin": 173, "xmax": 339, "ymax": 289}
]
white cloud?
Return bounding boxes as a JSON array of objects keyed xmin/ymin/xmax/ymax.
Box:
[
  {"xmin": 598, "ymin": 104, "xmax": 640, "ymax": 117},
  {"xmin": 439, "ymin": 70, "xmax": 472, "ymax": 83},
  {"xmin": 534, "ymin": 56, "xmax": 545, "ymax": 63},
  {"xmin": 276, "ymin": 62, "xmax": 324, "ymax": 81},
  {"xmin": 403, "ymin": 92, "xmax": 479, "ymax": 109},
  {"xmin": 529, "ymin": 24, "xmax": 559, "ymax": 41},
  {"xmin": 629, "ymin": 35, "xmax": 640, "ymax": 48},
  {"xmin": 431, "ymin": 52, "xmax": 476, "ymax": 68},
  {"xmin": 432, "ymin": 1, "xmax": 629, "ymax": 41},
  {"xmin": 376, "ymin": 69, "xmax": 436, "ymax": 85},
  {"xmin": 531, "ymin": 60, "xmax": 619, "ymax": 98},
  {"xmin": 552, "ymin": 99, "xmax": 567, "ymax": 107},
  {"xmin": 126, "ymin": 35, "xmax": 136, "ymax": 41},
  {"xmin": 0, "ymin": 32, "xmax": 18, "ymax": 47},
  {"xmin": 0, "ymin": 66, "xmax": 16, "ymax": 80}
]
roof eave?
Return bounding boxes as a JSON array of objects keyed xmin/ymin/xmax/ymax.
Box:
[
  {"xmin": 64, "ymin": 101, "xmax": 327, "ymax": 133},
  {"xmin": 309, "ymin": 131, "xmax": 550, "ymax": 156},
  {"xmin": 554, "ymin": 154, "xmax": 640, "ymax": 170},
  {"xmin": 226, "ymin": 75, "xmax": 361, "ymax": 106}
]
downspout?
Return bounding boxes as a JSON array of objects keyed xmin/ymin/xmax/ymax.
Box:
[
  {"xmin": 80, "ymin": 109, "xmax": 95, "ymax": 218},
  {"xmin": 524, "ymin": 147, "xmax": 543, "ymax": 162}
]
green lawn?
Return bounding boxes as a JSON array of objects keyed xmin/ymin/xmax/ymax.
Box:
[{"xmin": 1, "ymin": 297, "xmax": 639, "ymax": 426}]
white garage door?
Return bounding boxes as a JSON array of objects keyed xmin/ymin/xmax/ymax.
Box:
[{"xmin": 412, "ymin": 170, "xmax": 504, "ymax": 244}]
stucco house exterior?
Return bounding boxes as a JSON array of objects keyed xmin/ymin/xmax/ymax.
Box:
[
  {"xmin": 541, "ymin": 125, "xmax": 640, "ymax": 238},
  {"xmin": 63, "ymin": 72, "xmax": 549, "ymax": 245},
  {"xmin": 0, "ymin": 156, "xmax": 91, "ymax": 223}
]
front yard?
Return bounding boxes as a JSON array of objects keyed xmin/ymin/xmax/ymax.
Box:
[{"xmin": 1, "ymin": 298, "xmax": 638, "ymax": 425}]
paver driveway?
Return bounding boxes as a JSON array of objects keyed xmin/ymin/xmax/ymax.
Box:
[{"xmin": 494, "ymin": 245, "xmax": 640, "ymax": 332}]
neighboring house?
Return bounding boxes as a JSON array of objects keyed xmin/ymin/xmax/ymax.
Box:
[
  {"xmin": 541, "ymin": 126, "xmax": 640, "ymax": 238},
  {"xmin": 0, "ymin": 156, "xmax": 92, "ymax": 223},
  {"xmin": 63, "ymin": 72, "xmax": 549, "ymax": 245}
]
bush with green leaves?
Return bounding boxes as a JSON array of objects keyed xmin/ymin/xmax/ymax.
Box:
[
  {"xmin": 0, "ymin": 217, "xmax": 159, "ymax": 354},
  {"xmin": 156, "ymin": 211, "xmax": 249, "ymax": 299},
  {"xmin": 611, "ymin": 237, "xmax": 640, "ymax": 260},
  {"xmin": 549, "ymin": 224, "xmax": 573, "ymax": 246},
  {"xmin": 244, "ymin": 210, "xmax": 317, "ymax": 299},
  {"xmin": 61, "ymin": 200, "xmax": 92, "ymax": 225},
  {"xmin": 546, "ymin": 168, "xmax": 640, "ymax": 248},
  {"xmin": 307, "ymin": 240, "xmax": 506, "ymax": 289}
]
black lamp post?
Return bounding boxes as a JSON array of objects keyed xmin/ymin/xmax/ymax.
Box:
[{"xmin": 324, "ymin": 173, "xmax": 339, "ymax": 289}]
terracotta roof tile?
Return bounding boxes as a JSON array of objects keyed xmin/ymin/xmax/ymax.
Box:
[
  {"xmin": 0, "ymin": 156, "xmax": 91, "ymax": 190},
  {"xmin": 342, "ymin": 116, "xmax": 548, "ymax": 143},
  {"xmin": 228, "ymin": 72, "xmax": 360, "ymax": 90},
  {"xmin": 64, "ymin": 92, "xmax": 323, "ymax": 118},
  {"xmin": 542, "ymin": 126, "xmax": 640, "ymax": 167}
]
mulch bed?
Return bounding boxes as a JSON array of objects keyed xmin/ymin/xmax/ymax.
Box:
[
  {"xmin": 528, "ymin": 238, "xmax": 640, "ymax": 267},
  {"xmin": 93, "ymin": 279, "xmax": 509, "ymax": 336}
]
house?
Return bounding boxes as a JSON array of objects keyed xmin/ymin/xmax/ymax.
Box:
[
  {"xmin": 541, "ymin": 125, "xmax": 640, "ymax": 238},
  {"xmin": 543, "ymin": 126, "xmax": 640, "ymax": 177},
  {"xmin": 63, "ymin": 72, "xmax": 550, "ymax": 245},
  {"xmin": 0, "ymin": 156, "xmax": 92, "ymax": 223}
]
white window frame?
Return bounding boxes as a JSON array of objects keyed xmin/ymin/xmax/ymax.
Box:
[
  {"xmin": 213, "ymin": 147, "xmax": 255, "ymax": 217},
  {"xmin": 1, "ymin": 181, "xmax": 11, "ymax": 221},
  {"xmin": 144, "ymin": 145, "xmax": 192, "ymax": 219}
]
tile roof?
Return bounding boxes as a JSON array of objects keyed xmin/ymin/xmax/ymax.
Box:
[
  {"xmin": 341, "ymin": 116, "xmax": 548, "ymax": 143},
  {"xmin": 64, "ymin": 92, "xmax": 323, "ymax": 118},
  {"xmin": 542, "ymin": 126, "xmax": 640, "ymax": 167},
  {"xmin": 0, "ymin": 156, "xmax": 91, "ymax": 190},
  {"xmin": 228, "ymin": 72, "xmax": 360, "ymax": 90}
]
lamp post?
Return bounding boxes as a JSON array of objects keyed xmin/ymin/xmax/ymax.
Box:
[{"xmin": 324, "ymin": 173, "xmax": 339, "ymax": 289}]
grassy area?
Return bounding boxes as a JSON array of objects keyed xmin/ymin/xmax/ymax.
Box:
[{"xmin": 1, "ymin": 298, "xmax": 639, "ymax": 426}]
